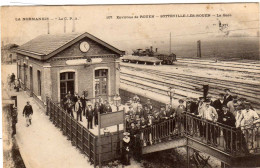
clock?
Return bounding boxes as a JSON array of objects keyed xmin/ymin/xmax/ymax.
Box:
[{"xmin": 79, "ymin": 41, "xmax": 90, "ymax": 52}]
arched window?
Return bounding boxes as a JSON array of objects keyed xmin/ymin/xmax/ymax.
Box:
[
  {"xmin": 95, "ymin": 69, "xmax": 108, "ymax": 97},
  {"xmin": 60, "ymin": 72, "xmax": 75, "ymax": 100}
]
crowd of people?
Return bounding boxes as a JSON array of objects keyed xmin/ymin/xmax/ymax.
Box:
[
  {"xmin": 61, "ymin": 92, "xmax": 113, "ymax": 129},
  {"xmin": 7, "ymin": 73, "xmax": 21, "ymax": 92},
  {"xmin": 121, "ymin": 89, "xmax": 260, "ymax": 165}
]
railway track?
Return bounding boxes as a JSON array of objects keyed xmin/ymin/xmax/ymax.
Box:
[{"xmin": 120, "ymin": 65, "xmax": 260, "ymax": 109}]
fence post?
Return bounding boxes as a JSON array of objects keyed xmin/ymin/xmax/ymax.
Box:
[
  {"xmin": 81, "ymin": 126, "xmax": 84, "ymax": 152},
  {"xmin": 88, "ymin": 132, "xmax": 90, "ymax": 158},
  {"xmin": 70, "ymin": 117, "xmax": 72, "ymax": 141},
  {"xmin": 94, "ymin": 137, "xmax": 96, "ymax": 168},
  {"xmin": 76, "ymin": 124, "xmax": 78, "ymax": 147}
]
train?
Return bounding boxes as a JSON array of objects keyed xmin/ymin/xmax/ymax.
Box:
[{"xmin": 122, "ymin": 46, "xmax": 177, "ymax": 65}]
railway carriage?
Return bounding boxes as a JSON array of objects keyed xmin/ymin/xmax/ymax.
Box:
[{"xmin": 122, "ymin": 47, "xmax": 177, "ymax": 65}]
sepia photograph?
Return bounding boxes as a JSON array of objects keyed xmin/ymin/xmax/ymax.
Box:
[{"xmin": 1, "ymin": 3, "xmax": 260, "ymax": 168}]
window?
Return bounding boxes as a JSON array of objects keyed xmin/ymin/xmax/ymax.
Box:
[
  {"xmin": 95, "ymin": 69, "xmax": 108, "ymax": 96},
  {"xmin": 60, "ymin": 72, "xmax": 75, "ymax": 101},
  {"xmin": 37, "ymin": 70, "xmax": 41, "ymax": 96}
]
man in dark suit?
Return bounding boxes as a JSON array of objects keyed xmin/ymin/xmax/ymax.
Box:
[
  {"xmin": 219, "ymin": 105, "xmax": 236, "ymax": 152},
  {"xmin": 212, "ymin": 93, "xmax": 225, "ymax": 121},
  {"xmin": 223, "ymin": 89, "xmax": 233, "ymax": 106},
  {"xmin": 23, "ymin": 101, "xmax": 33, "ymax": 127},
  {"xmin": 86, "ymin": 104, "xmax": 94, "ymax": 129}
]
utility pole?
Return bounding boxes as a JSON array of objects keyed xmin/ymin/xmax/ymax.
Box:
[
  {"xmin": 169, "ymin": 32, "xmax": 172, "ymax": 54},
  {"xmin": 197, "ymin": 40, "xmax": 201, "ymax": 58}
]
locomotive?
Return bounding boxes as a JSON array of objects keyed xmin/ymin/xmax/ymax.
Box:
[{"xmin": 122, "ymin": 46, "xmax": 177, "ymax": 65}]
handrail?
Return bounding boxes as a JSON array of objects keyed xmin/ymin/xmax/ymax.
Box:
[{"xmin": 138, "ymin": 112, "xmax": 260, "ymax": 157}]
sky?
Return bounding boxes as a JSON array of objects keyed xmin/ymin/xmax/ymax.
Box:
[{"xmin": 1, "ymin": 3, "xmax": 259, "ymax": 53}]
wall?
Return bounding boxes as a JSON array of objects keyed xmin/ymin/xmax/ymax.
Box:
[{"xmin": 50, "ymin": 60, "xmax": 118, "ymax": 103}]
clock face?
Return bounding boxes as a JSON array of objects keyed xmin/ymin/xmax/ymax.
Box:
[{"xmin": 79, "ymin": 41, "xmax": 90, "ymax": 52}]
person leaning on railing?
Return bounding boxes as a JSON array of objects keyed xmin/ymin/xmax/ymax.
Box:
[
  {"xmin": 236, "ymin": 102, "xmax": 260, "ymax": 153},
  {"xmin": 219, "ymin": 105, "xmax": 236, "ymax": 152},
  {"xmin": 202, "ymin": 98, "xmax": 218, "ymax": 145}
]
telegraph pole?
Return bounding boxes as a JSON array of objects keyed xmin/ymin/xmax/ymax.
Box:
[{"xmin": 197, "ymin": 40, "xmax": 201, "ymax": 58}]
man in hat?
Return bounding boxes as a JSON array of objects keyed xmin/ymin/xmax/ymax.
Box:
[
  {"xmin": 223, "ymin": 89, "xmax": 233, "ymax": 106},
  {"xmin": 147, "ymin": 113, "xmax": 154, "ymax": 145},
  {"xmin": 23, "ymin": 101, "xmax": 33, "ymax": 127},
  {"xmin": 197, "ymin": 97, "xmax": 206, "ymax": 137},
  {"xmin": 227, "ymin": 95, "xmax": 238, "ymax": 116},
  {"xmin": 93, "ymin": 102, "xmax": 100, "ymax": 126},
  {"xmin": 186, "ymin": 97, "xmax": 192, "ymax": 113},
  {"xmin": 219, "ymin": 105, "xmax": 236, "ymax": 151},
  {"xmin": 86, "ymin": 103, "xmax": 94, "ymax": 129},
  {"xmin": 122, "ymin": 132, "xmax": 131, "ymax": 165},
  {"xmin": 66, "ymin": 98, "xmax": 74, "ymax": 117},
  {"xmin": 80, "ymin": 94, "xmax": 88, "ymax": 116},
  {"xmin": 190, "ymin": 98, "xmax": 199, "ymax": 115},
  {"xmin": 213, "ymin": 93, "xmax": 225, "ymax": 114},
  {"xmin": 237, "ymin": 97, "xmax": 246, "ymax": 110},
  {"xmin": 236, "ymin": 102, "xmax": 259, "ymax": 128},
  {"xmin": 133, "ymin": 94, "xmax": 140, "ymax": 103},
  {"xmin": 140, "ymin": 105, "xmax": 149, "ymax": 120},
  {"xmin": 153, "ymin": 111, "xmax": 161, "ymax": 143},
  {"xmin": 75, "ymin": 98, "xmax": 83, "ymax": 122},
  {"xmin": 176, "ymin": 99, "xmax": 186, "ymax": 133},
  {"xmin": 140, "ymin": 117, "xmax": 148, "ymax": 146},
  {"xmin": 104, "ymin": 100, "xmax": 112, "ymax": 113},
  {"xmin": 166, "ymin": 104, "xmax": 176, "ymax": 136},
  {"xmin": 203, "ymin": 98, "xmax": 218, "ymax": 145}
]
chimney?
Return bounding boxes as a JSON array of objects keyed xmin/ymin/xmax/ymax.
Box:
[
  {"xmin": 150, "ymin": 46, "xmax": 153, "ymax": 52},
  {"xmin": 155, "ymin": 48, "xmax": 158, "ymax": 52}
]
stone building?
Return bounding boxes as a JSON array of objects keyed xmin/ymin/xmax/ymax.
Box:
[{"xmin": 15, "ymin": 32, "xmax": 124, "ymax": 103}]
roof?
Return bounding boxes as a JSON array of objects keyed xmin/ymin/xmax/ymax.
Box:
[
  {"xmin": 2, "ymin": 43, "xmax": 19, "ymax": 50},
  {"xmin": 15, "ymin": 32, "xmax": 125, "ymax": 60}
]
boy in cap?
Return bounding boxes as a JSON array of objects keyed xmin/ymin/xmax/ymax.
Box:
[{"xmin": 23, "ymin": 101, "xmax": 33, "ymax": 127}]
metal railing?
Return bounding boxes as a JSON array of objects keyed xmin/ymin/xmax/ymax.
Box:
[{"xmin": 139, "ymin": 112, "xmax": 260, "ymax": 157}]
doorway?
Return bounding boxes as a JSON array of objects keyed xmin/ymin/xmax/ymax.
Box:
[
  {"xmin": 29, "ymin": 66, "xmax": 33, "ymax": 97},
  {"xmin": 37, "ymin": 70, "xmax": 41, "ymax": 96}
]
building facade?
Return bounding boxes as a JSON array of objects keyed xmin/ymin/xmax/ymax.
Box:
[{"xmin": 16, "ymin": 32, "xmax": 124, "ymax": 103}]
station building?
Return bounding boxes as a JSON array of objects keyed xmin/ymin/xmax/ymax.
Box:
[{"xmin": 15, "ymin": 32, "xmax": 124, "ymax": 103}]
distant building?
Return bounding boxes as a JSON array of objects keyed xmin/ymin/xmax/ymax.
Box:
[
  {"xmin": 15, "ymin": 32, "xmax": 124, "ymax": 103},
  {"xmin": 1, "ymin": 43, "xmax": 19, "ymax": 64}
]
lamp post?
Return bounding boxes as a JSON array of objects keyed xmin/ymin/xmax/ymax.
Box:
[
  {"xmin": 167, "ymin": 87, "xmax": 175, "ymax": 106},
  {"xmin": 113, "ymin": 94, "xmax": 121, "ymax": 111}
]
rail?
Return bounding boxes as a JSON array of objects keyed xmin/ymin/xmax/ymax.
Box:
[
  {"xmin": 46, "ymin": 97, "xmax": 124, "ymax": 167},
  {"xmin": 46, "ymin": 97, "xmax": 97, "ymax": 165},
  {"xmin": 139, "ymin": 112, "xmax": 260, "ymax": 157}
]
